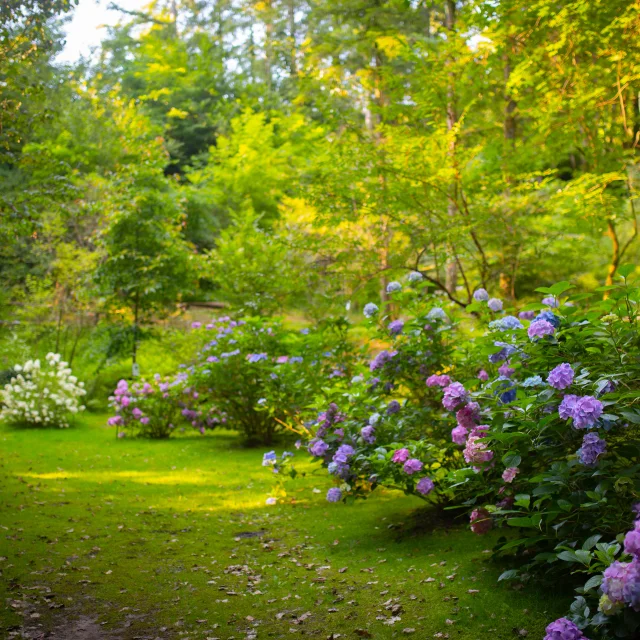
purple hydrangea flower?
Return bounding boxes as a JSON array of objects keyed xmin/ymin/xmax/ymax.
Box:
[
  {"xmin": 542, "ymin": 296, "xmax": 560, "ymax": 308},
  {"xmin": 559, "ymin": 394, "xmax": 579, "ymax": 420},
  {"xmin": 442, "ymin": 382, "xmax": 469, "ymax": 411},
  {"xmin": 327, "ymin": 487, "xmax": 342, "ymax": 503},
  {"xmin": 456, "ymin": 402, "xmax": 480, "ymax": 428},
  {"xmin": 625, "ymin": 530, "xmax": 640, "ymax": 560},
  {"xmin": 578, "ymin": 432, "xmax": 606, "ymax": 465},
  {"xmin": 392, "ymin": 448, "xmax": 410, "ymax": 463},
  {"xmin": 370, "ymin": 350, "xmax": 396, "ymax": 372},
  {"xmin": 473, "ymin": 288, "xmax": 489, "ymax": 301},
  {"xmin": 543, "ymin": 618, "xmax": 585, "ymax": 640},
  {"xmin": 488, "ymin": 298, "xmax": 503, "ymax": 312},
  {"xmin": 548, "ymin": 363, "xmax": 574, "ymax": 390},
  {"xmin": 403, "ymin": 458, "xmax": 423, "ymax": 474},
  {"xmin": 334, "ymin": 444, "xmax": 355, "ymax": 464},
  {"xmin": 518, "ymin": 310, "xmax": 536, "ymax": 320},
  {"xmin": 140, "ymin": 417, "xmax": 149, "ymax": 425},
  {"xmin": 416, "ymin": 477, "xmax": 434, "ymax": 495},
  {"xmin": 386, "ymin": 400, "xmax": 401, "ymax": 415},
  {"xmin": 478, "ymin": 369, "xmax": 489, "ymax": 381},
  {"xmin": 502, "ymin": 467, "xmax": 519, "ymax": 483},
  {"xmin": 309, "ymin": 439, "xmax": 329, "ymax": 457},
  {"xmin": 572, "ymin": 396, "xmax": 604, "ymax": 429},
  {"xmin": 191, "ymin": 321, "xmax": 202, "ymax": 329},
  {"xmin": 528, "ymin": 319, "xmax": 555, "ymax": 339},
  {"xmin": 361, "ymin": 425, "xmax": 376, "ymax": 444},
  {"xmin": 603, "ymin": 560, "xmax": 638, "ymax": 604},
  {"xmin": 388, "ymin": 319, "xmax": 404, "ymax": 335},
  {"xmin": 426, "ymin": 374, "xmax": 452, "ymax": 388},
  {"xmin": 498, "ymin": 363, "xmax": 515, "ymax": 378},
  {"xmin": 451, "ymin": 425, "xmax": 468, "ymax": 445}
]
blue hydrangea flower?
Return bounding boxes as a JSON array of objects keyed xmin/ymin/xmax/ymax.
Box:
[
  {"xmin": 386, "ymin": 282, "xmax": 402, "ymax": 294},
  {"xmin": 426, "ymin": 307, "xmax": 448, "ymax": 322},
  {"xmin": 363, "ymin": 303, "xmax": 379, "ymax": 318},
  {"xmin": 521, "ymin": 375, "xmax": 544, "ymax": 388},
  {"xmin": 327, "ymin": 487, "xmax": 342, "ymax": 502},
  {"xmin": 535, "ymin": 310, "xmax": 561, "ymax": 328},
  {"xmin": 489, "ymin": 315, "xmax": 524, "ymax": 331},
  {"xmin": 407, "ymin": 271, "xmax": 423, "ymax": 282}
]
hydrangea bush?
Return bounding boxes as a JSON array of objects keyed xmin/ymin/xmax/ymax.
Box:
[
  {"xmin": 107, "ymin": 372, "xmax": 225, "ymax": 438},
  {"xmin": 0, "ymin": 352, "xmax": 86, "ymax": 427},
  {"xmin": 188, "ymin": 315, "xmax": 358, "ymax": 444},
  {"xmin": 263, "ymin": 270, "xmax": 640, "ymax": 639}
]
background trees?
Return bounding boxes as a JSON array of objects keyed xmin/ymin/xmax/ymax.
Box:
[{"xmin": 2, "ymin": 0, "xmax": 640, "ymax": 347}]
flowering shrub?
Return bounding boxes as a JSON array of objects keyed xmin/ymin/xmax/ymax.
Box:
[
  {"xmin": 188, "ymin": 315, "xmax": 358, "ymax": 444},
  {"xmin": 0, "ymin": 352, "xmax": 86, "ymax": 427},
  {"xmin": 276, "ymin": 276, "xmax": 471, "ymax": 503},
  {"xmin": 107, "ymin": 373, "xmax": 225, "ymax": 438}
]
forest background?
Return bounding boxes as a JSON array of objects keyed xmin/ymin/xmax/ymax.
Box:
[{"xmin": 2, "ymin": 0, "xmax": 640, "ymax": 402}]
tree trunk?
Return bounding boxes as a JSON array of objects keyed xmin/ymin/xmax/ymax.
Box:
[{"xmin": 444, "ymin": 0, "xmax": 458, "ymax": 295}]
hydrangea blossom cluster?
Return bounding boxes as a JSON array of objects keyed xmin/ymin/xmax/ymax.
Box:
[
  {"xmin": 370, "ymin": 349, "xmax": 396, "ymax": 372},
  {"xmin": 442, "ymin": 382, "xmax": 469, "ymax": 410},
  {"xmin": 407, "ymin": 271, "xmax": 423, "ymax": 282},
  {"xmin": 528, "ymin": 319, "xmax": 556, "ymax": 340},
  {"xmin": 558, "ymin": 395, "xmax": 603, "ymax": 429},
  {"xmin": 578, "ymin": 432, "xmax": 606, "ymax": 466},
  {"xmin": 386, "ymin": 281, "xmax": 402, "ymax": 294},
  {"xmin": 470, "ymin": 508, "xmax": 492, "ymax": 534},
  {"xmin": 488, "ymin": 298, "xmax": 503, "ymax": 312},
  {"xmin": 548, "ymin": 363, "xmax": 574, "ymax": 390},
  {"xmin": 489, "ymin": 316, "xmax": 523, "ymax": 331},
  {"xmin": 426, "ymin": 374, "xmax": 452, "ymax": 388},
  {"xmin": 0, "ymin": 353, "xmax": 86, "ymax": 428},
  {"xmin": 543, "ymin": 618, "xmax": 587, "ymax": 640},
  {"xmin": 599, "ymin": 513, "xmax": 640, "ymax": 616},
  {"xmin": 473, "ymin": 288, "xmax": 489, "ymax": 301},
  {"xmin": 363, "ymin": 303, "xmax": 379, "ymax": 319},
  {"xmin": 388, "ymin": 319, "xmax": 404, "ymax": 335}
]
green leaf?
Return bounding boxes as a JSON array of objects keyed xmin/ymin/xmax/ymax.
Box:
[
  {"xmin": 498, "ymin": 569, "xmax": 518, "ymax": 581},
  {"xmin": 549, "ymin": 281, "xmax": 574, "ymax": 296},
  {"xmin": 583, "ymin": 575, "xmax": 603, "ymax": 591},
  {"xmin": 508, "ymin": 517, "xmax": 535, "ymax": 528},
  {"xmin": 557, "ymin": 550, "xmax": 580, "ymax": 563},
  {"xmin": 618, "ymin": 264, "xmax": 636, "ymax": 278},
  {"xmin": 582, "ymin": 534, "xmax": 602, "ymax": 550},
  {"xmin": 502, "ymin": 452, "xmax": 522, "ymax": 467},
  {"xmin": 514, "ymin": 494, "xmax": 530, "ymax": 509}
]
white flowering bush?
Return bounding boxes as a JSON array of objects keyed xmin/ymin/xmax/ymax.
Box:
[{"xmin": 0, "ymin": 352, "xmax": 86, "ymax": 427}]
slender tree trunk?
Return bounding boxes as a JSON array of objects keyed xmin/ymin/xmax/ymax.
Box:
[
  {"xmin": 500, "ymin": 52, "xmax": 517, "ymax": 299},
  {"xmin": 132, "ymin": 291, "xmax": 140, "ymax": 377},
  {"xmin": 444, "ymin": 0, "xmax": 458, "ymax": 295},
  {"xmin": 288, "ymin": 0, "xmax": 297, "ymax": 76}
]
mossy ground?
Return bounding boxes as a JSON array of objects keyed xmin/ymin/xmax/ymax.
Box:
[{"xmin": 0, "ymin": 414, "xmax": 567, "ymax": 639}]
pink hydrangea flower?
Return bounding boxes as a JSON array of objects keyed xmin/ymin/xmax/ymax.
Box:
[
  {"xmin": 470, "ymin": 508, "xmax": 492, "ymax": 534},
  {"xmin": 392, "ymin": 448, "xmax": 410, "ymax": 463},
  {"xmin": 426, "ymin": 374, "xmax": 452, "ymax": 388},
  {"xmin": 456, "ymin": 402, "xmax": 480, "ymax": 428},
  {"xmin": 451, "ymin": 425, "xmax": 469, "ymax": 445},
  {"xmin": 502, "ymin": 467, "xmax": 519, "ymax": 483},
  {"xmin": 477, "ymin": 369, "xmax": 489, "ymax": 381}
]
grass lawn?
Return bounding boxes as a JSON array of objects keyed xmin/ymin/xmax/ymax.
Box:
[{"xmin": 0, "ymin": 413, "xmax": 567, "ymax": 639}]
